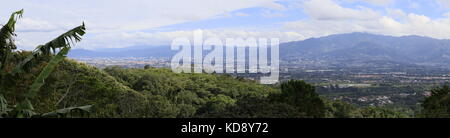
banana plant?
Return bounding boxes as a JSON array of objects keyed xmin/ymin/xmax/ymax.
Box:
[
  {"xmin": 0, "ymin": 9, "xmax": 23, "ymax": 70},
  {"xmin": 12, "ymin": 22, "xmax": 86, "ymax": 75},
  {"xmin": 1, "ymin": 94, "xmax": 92, "ymax": 118},
  {"xmin": 0, "ymin": 94, "xmax": 9, "ymax": 117},
  {"xmin": 0, "ymin": 9, "xmax": 91, "ymax": 118}
]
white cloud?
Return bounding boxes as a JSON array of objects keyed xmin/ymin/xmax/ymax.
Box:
[
  {"xmin": 356, "ymin": 0, "xmax": 394, "ymax": 6},
  {"xmin": 14, "ymin": 31, "xmax": 70, "ymax": 50},
  {"xmin": 16, "ymin": 18, "xmax": 62, "ymax": 32},
  {"xmin": 302, "ymin": 0, "xmax": 380, "ymax": 20},
  {"xmin": 279, "ymin": 0, "xmax": 450, "ymax": 40},
  {"xmin": 78, "ymin": 29, "xmax": 304, "ymax": 49},
  {"xmin": 1, "ymin": 0, "xmax": 282, "ymax": 33},
  {"xmin": 5, "ymin": 0, "xmax": 450, "ymax": 50},
  {"xmin": 234, "ymin": 12, "xmax": 250, "ymax": 17},
  {"xmin": 387, "ymin": 8, "xmax": 406, "ymax": 20},
  {"xmin": 436, "ymin": 0, "xmax": 450, "ymax": 8},
  {"xmin": 0, "ymin": 0, "xmax": 283, "ymax": 49},
  {"xmin": 284, "ymin": 7, "xmax": 450, "ymax": 40}
]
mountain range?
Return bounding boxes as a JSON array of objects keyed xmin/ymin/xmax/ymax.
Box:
[
  {"xmin": 69, "ymin": 32, "xmax": 450, "ymax": 67},
  {"xmin": 69, "ymin": 45, "xmax": 176, "ymax": 58},
  {"xmin": 280, "ymin": 32, "xmax": 450, "ymax": 67}
]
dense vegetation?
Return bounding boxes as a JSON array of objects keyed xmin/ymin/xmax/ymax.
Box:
[
  {"xmin": 1, "ymin": 10, "xmax": 90, "ymax": 118},
  {"xmin": 420, "ymin": 85, "xmax": 450, "ymax": 117},
  {"xmin": 2, "ymin": 53, "xmax": 415, "ymax": 118}
]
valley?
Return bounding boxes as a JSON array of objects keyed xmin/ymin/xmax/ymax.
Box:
[{"xmin": 69, "ymin": 32, "xmax": 450, "ymax": 114}]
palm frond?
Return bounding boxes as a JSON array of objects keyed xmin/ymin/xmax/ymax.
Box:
[
  {"xmin": 0, "ymin": 9, "xmax": 23, "ymax": 70},
  {"xmin": 11, "ymin": 23, "xmax": 86, "ymax": 74},
  {"xmin": 0, "ymin": 9, "xmax": 23, "ymax": 47},
  {"xmin": 38, "ymin": 22, "xmax": 86, "ymax": 55}
]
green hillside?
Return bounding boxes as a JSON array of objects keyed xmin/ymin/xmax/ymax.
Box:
[{"xmin": 0, "ymin": 52, "xmax": 411, "ymax": 118}]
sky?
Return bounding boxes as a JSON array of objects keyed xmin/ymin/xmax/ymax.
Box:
[{"xmin": 2, "ymin": 0, "xmax": 450, "ymax": 50}]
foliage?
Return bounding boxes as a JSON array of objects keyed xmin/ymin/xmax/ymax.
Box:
[
  {"xmin": 420, "ymin": 85, "xmax": 450, "ymax": 118},
  {"xmin": 0, "ymin": 9, "xmax": 23, "ymax": 70},
  {"xmin": 358, "ymin": 106, "xmax": 409, "ymax": 118},
  {"xmin": 0, "ymin": 94, "xmax": 9, "ymax": 117},
  {"xmin": 40, "ymin": 105, "xmax": 92, "ymax": 118},
  {"xmin": 11, "ymin": 23, "xmax": 86, "ymax": 75},
  {"xmin": 27, "ymin": 47, "xmax": 71, "ymax": 99},
  {"xmin": 275, "ymin": 80, "xmax": 326, "ymax": 118},
  {"xmin": 104, "ymin": 67, "xmax": 278, "ymax": 118},
  {"xmin": 324, "ymin": 100, "xmax": 359, "ymax": 118},
  {"xmin": 0, "ymin": 10, "xmax": 90, "ymax": 118}
]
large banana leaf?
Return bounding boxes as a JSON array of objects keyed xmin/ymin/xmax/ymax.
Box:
[
  {"xmin": 1, "ymin": 10, "xmax": 91, "ymax": 118},
  {"xmin": 11, "ymin": 23, "xmax": 86, "ymax": 74},
  {"xmin": 13, "ymin": 47, "xmax": 90, "ymax": 117},
  {"xmin": 1, "ymin": 95, "xmax": 91, "ymax": 118},
  {"xmin": 38, "ymin": 22, "xmax": 85, "ymax": 55},
  {"xmin": 0, "ymin": 94, "xmax": 8, "ymax": 118},
  {"xmin": 0, "ymin": 94, "xmax": 36, "ymax": 118},
  {"xmin": 0, "ymin": 95, "xmax": 6, "ymax": 111},
  {"xmin": 40, "ymin": 105, "xmax": 92, "ymax": 118},
  {"xmin": 26, "ymin": 47, "xmax": 71, "ymax": 99},
  {"xmin": 0, "ymin": 9, "xmax": 23, "ymax": 70}
]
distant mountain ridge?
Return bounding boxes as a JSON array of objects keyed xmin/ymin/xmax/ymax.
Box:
[
  {"xmin": 69, "ymin": 45, "xmax": 175, "ymax": 58},
  {"xmin": 280, "ymin": 32, "xmax": 450, "ymax": 67}
]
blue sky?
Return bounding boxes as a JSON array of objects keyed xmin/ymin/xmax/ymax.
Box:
[{"xmin": 2, "ymin": 0, "xmax": 450, "ymax": 50}]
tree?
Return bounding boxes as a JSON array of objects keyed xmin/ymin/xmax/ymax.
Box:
[
  {"xmin": 146, "ymin": 95, "xmax": 180, "ymax": 118},
  {"xmin": 420, "ymin": 85, "xmax": 450, "ymax": 118},
  {"xmin": 197, "ymin": 94, "xmax": 236, "ymax": 117},
  {"xmin": 0, "ymin": 9, "xmax": 90, "ymax": 118},
  {"xmin": 324, "ymin": 100, "xmax": 359, "ymax": 118},
  {"xmin": 277, "ymin": 80, "xmax": 326, "ymax": 118},
  {"xmin": 0, "ymin": 10, "xmax": 22, "ymax": 70},
  {"xmin": 144, "ymin": 65, "xmax": 151, "ymax": 69}
]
